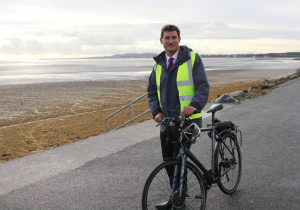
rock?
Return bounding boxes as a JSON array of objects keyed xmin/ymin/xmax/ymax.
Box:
[
  {"xmin": 211, "ymin": 99, "xmax": 216, "ymax": 103},
  {"xmin": 269, "ymin": 81, "xmax": 275, "ymax": 86},
  {"xmin": 249, "ymin": 85, "xmax": 261, "ymax": 91},
  {"xmin": 229, "ymin": 91, "xmax": 246, "ymax": 98},
  {"xmin": 242, "ymin": 89, "xmax": 248, "ymax": 93},
  {"xmin": 214, "ymin": 94, "xmax": 239, "ymax": 104},
  {"xmin": 261, "ymin": 85, "xmax": 275, "ymax": 90},
  {"xmin": 277, "ymin": 77, "xmax": 286, "ymax": 84},
  {"xmin": 289, "ymin": 75, "xmax": 297, "ymax": 79},
  {"xmin": 217, "ymin": 95, "xmax": 221, "ymax": 98},
  {"xmin": 261, "ymin": 79, "xmax": 270, "ymax": 85}
]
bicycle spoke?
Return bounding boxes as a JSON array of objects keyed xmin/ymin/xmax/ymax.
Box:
[
  {"xmin": 149, "ymin": 187, "xmax": 171, "ymax": 199},
  {"xmin": 153, "ymin": 174, "xmax": 171, "ymax": 192},
  {"xmin": 142, "ymin": 161, "xmax": 206, "ymax": 210},
  {"xmin": 163, "ymin": 168, "xmax": 170, "ymax": 185},
  {"xmin": 217, "ymin": 134, "xmax": 241, "ymax": 194},
  {"xmin": 149, "ymin": 182, "xmax": 170, "ymax": 198}
]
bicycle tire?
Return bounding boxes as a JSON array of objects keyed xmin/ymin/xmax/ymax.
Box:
[
  {"xmin": 142, "ymin": 160, "xmax": 207, "ymax": 210},
  {"xmin": 217, "ymin": 133, "xmax": 242, "ymax": 194}
]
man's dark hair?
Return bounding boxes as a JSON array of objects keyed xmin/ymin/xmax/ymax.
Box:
[{"xmin": 160, "ymin": 24, "xmax": 180, "ymax": 39}]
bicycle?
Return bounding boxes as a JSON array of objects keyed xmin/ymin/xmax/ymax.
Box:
[{"xmin": 142, "ymin": 104, "xmax": 242, "ymax": 209}]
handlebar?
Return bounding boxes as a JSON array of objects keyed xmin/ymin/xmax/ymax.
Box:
[
  {"xmin": 158, "ymin": 109, "xmax": 201, "ymax": 130},
  {"xmin": 158, "ymin": 109, "xmax": 202, "ymax": 145}
]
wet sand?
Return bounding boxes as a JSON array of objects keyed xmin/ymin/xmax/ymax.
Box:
[{"xmin": 0, "ymin": 68, "xmax": 298, "ymax": 162}]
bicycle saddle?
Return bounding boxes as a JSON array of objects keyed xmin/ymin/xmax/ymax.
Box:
[{"xmin": 206, "ymin": 104, "xmax": 223, "ymax": 113}]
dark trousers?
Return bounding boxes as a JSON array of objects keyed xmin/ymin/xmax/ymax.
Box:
[{"xmin": 160, "ymin": 117, "xmax": 202, "ymax": 190}]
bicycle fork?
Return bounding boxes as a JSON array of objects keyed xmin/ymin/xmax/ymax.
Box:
[{"xmin": 172, "ymin": 143, "xmax": 186, "ymax": 199}]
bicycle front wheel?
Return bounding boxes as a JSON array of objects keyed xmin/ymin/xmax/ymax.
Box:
[
  {"xmin": 142, "ymin": 160, "xmax": 207, "ymax": 210},
  {"xmin": 217, "ymin": 133, "xmax": 242, "ymax": 194}
]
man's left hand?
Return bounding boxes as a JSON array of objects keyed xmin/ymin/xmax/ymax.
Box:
[{"xmin": 180, "ymin": 106, "xmax": 196, "ymax": 118}]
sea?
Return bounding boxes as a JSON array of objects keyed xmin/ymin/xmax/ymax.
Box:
[{"xmin": 0, "ymin": 58, "xmax": 299, "ymax": 86}]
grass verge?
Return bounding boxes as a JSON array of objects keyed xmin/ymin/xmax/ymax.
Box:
[{"xmin": 235, "ymin": 97, "xmax": 245, "ymax": 101}]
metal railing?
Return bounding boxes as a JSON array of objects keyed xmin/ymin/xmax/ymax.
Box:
[{"xmin": 105, "ymin": 93, "xmax": 151, "ymax": 132}]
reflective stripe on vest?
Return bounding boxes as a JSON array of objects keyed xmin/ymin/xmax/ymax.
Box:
[
  {"xmin": 153, "ymin": 51, "xmax": 202, "ymax": 119},
  {"xmin": 154, "ymin": 62, "xmax": 163, "ymax": 108}
]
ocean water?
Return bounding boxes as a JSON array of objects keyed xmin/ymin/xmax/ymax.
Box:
[{"xmin": 0, "ymin": 58, "xmax": 299, "ymax": 86}]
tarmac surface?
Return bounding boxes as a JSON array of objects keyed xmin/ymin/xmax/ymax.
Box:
[{"xmin": 0, "ymin": 78, "xmax": 300, "ymax": 209}]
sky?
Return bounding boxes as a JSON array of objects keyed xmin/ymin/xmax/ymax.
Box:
[{"xmin": 1, "ymin": 0, "xmax": 300, "ymax": 60}]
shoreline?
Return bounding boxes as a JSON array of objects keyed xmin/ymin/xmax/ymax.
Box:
[{"xmin": 1, "ymin": 68, "xmax": 299, "ymax": 162}]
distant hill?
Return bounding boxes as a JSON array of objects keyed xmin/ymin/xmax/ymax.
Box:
[
  {"xmin": 83, "ymin": 53, "xmax": 158, "ymax": 59},
  {"xmin": 201, "ymin": 52, "xmax": 300, "ymax": 58},
  {"xmin": 41, "ymin": 51, "xmax": 300, "ymax": 60},
  {"xmin": 83, "ymin": 51, "xmax": 300, "ymax": 59}
]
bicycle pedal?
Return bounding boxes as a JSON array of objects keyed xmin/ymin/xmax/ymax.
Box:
[
  {"xmin": 220, "ymin": 160, "xmax": 230, "ymax": 167},
  {"xmin": 208, "ymin": 169, "xmax": 212, "ymax": 175},
  {"xmin": 195, "ymin": 194, "xmax": 202, "ymax": 199}
]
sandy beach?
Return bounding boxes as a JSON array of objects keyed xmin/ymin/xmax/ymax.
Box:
[{"xmin": 0, "ymin": 66, "xmax": 299, "ymax": 162}]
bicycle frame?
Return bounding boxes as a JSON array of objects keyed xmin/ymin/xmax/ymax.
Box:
[{"xmin": 172, "ymin": 111, "xmax": 239, "ymax": 198}]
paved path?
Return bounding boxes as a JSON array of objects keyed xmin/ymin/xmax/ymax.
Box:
[
  {"xmin": 0, "ymin": 78, "xmax": 300, "ymax": 209},
  {"xmin": 0, "ymin": 103, "xmax": 227, "ymax": 196}
]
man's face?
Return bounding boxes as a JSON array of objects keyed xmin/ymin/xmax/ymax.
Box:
[{"xmin": 160, "ymin": 30, "xmax": 181, "ymax": 55}]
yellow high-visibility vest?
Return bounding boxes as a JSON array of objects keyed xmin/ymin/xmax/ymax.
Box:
[{"xmin": 153, "ymin": 51, "xmax": 202, "ymax": 119}]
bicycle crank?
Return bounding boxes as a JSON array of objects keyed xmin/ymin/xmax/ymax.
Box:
[{"xmin": 171, "ymin": 190, "xmax": 186, "ymax": 209}]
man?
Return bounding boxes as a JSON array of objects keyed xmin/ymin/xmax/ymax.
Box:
[{"xmin": 147, "ymin": 24, "xmax": 210, "ymax": 209}]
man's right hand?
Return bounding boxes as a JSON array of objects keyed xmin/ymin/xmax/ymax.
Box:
[{"xmin": 154, "ymin": 112, "xmax": 165, "ymax": 123}]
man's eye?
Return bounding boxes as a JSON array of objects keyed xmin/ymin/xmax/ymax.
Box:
[{"xmin": 165, "ymin": 37, "xmax": 170, "ymax": 40}]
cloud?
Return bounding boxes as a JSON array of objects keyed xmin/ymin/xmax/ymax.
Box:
[
  {"xmin": 180, "ymin": 23, "xmax": 300, "ymax": 40},
  {"xmin": 1, "ymin": 0, "xmax": 300, "ymax": 59},
  {"xmin": 1, "ymin": 0, "xmax": 300, "ymax": 28},
  {"xmin": 0, "ymin": 38, "xmax": 81, "ymax": 55},
  {"xmin": 0, "ymin": 38, "xmax": 46, "ymax": 55},
  {"xmin": 60, "ymin": 24, "xmax": 159, "ymax": 45},
  {"xmin": 61, "ymin": 22, "xmax": 300, "ymax": 47},
  {"xmin": 1, "ymin": 22, "xmax": 300, "ymax": 56},
  {"xmin": 0, "ymin": 37, "xmax": 161, "ymax": 55}
]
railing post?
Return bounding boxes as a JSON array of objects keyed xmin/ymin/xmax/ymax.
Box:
[
  {"xmin": 105, "ymin": 93, "xmax": 148, "ymax": 132},
  {"xmin": 105, "ymin": 119, "xmax": 108, "ymax": 133},
  {"xmin": 132, "ymin": 104, "xmax": 135, "ymax": 125}
]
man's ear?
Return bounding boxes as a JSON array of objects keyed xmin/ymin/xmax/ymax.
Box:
[
  {"xmin": 178, "ymin": 37, "xmax": 181, "ymax": 43},
  {"xmin": 160, "ymin": 38, "xmax": 163, "ymax": 44}
]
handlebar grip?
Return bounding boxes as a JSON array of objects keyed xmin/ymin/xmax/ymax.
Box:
[{"xmin": 193, "ymin": 109, "xmax": 201, "ymax": 114}]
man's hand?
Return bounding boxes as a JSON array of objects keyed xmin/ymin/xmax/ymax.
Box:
[
  {"xmin": 154, "ymin": 112, "xmax": 165, "ymax": 123},
  {"xmin": 180, "ymin": 106, "xmax": 196, "ymax": 118}
]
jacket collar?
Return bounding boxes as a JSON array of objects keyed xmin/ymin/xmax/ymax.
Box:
[{"xmin": 154, "ymin": 45, "xmax": 193, "ymax": 68}]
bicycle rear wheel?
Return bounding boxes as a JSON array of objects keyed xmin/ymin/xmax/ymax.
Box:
[
  {"xmin": 217, "ymin": 133, "xmax": 242, "ymax": 194},
  {"xmin": 142, "ymin": 160, "xmax": 207, "ymax": 210}
]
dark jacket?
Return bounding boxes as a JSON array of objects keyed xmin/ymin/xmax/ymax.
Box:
[{"xmin": 147, "ymin": 45, "xmax": 210, "ymax": 118}]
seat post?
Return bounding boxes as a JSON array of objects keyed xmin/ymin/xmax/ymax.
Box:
[
  {"xmin": 211, "ymin": 111, "xmax": 216, "ymax": 126},
  {"xmin": 211, "ymin": 110, "xmax": 216, "ymax": 179}
]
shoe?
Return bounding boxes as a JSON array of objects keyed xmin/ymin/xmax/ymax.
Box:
[
  {"xmin": 155, "ymin": 199, "xmax": 172, "ymax": 209},
  {"xmin": 174, "ymin": 203, "xmax": 186, "ymax": 210}
]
